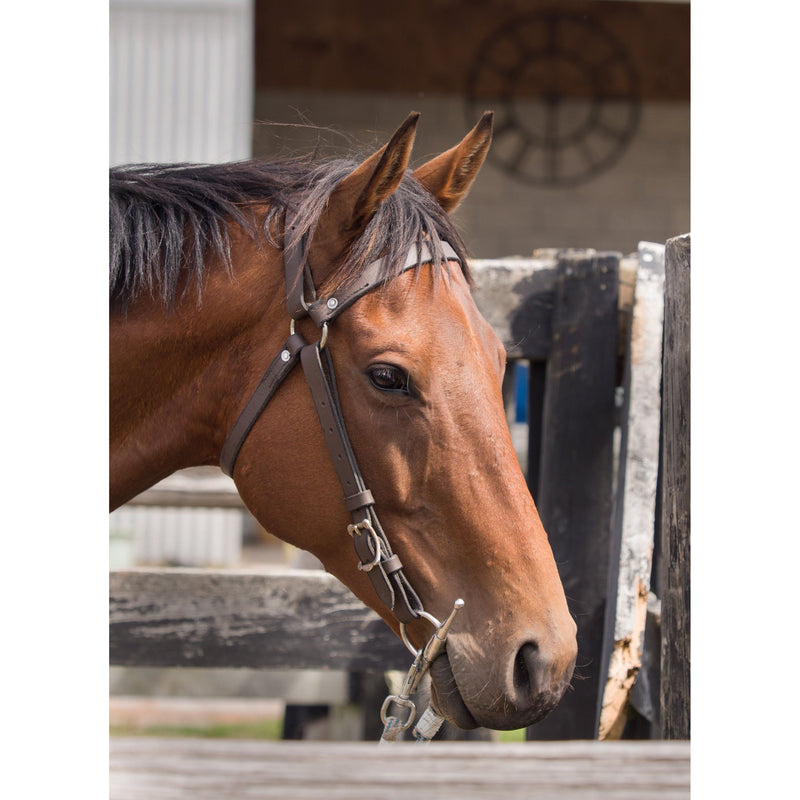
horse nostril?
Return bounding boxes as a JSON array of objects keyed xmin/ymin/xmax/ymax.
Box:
[{"xmin": 513, "ymin": 641, "xmax": 539, "ymax": 692}]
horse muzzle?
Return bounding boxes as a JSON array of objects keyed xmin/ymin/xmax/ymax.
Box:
[{"xmin": 428, "ymin": 628, "xmax": 577, "ymax": 731}]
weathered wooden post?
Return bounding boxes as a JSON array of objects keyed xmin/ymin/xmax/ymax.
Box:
[
  {"xmin": 526, "ymin": 252, "xmax": 620, "ymax": 740},
  {"xmin": 596, "ymin": 244, "xmax": 666, "ymax": 739},
  {"xmin": 660, "ymin": 233, "xmax": 690, "ymax": 739}
]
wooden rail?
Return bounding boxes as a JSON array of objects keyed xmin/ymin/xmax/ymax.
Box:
[
  {"xmin": 110, "ymin": 567, "xmax": 409, "ymax": 671},
  {"xmin": 110, "ymin": 739, "xmax": 690, "ymax": 800}
]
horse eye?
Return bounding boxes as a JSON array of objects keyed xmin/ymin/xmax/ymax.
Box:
[{"xmin": 368, "ymin": 365, "xmax": 410, "ymax": 394}]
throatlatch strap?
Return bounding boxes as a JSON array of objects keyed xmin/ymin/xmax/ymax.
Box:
[
  {"xmin": 219, "ymin": 332, "xmax": 307, "ymax": 476},
  {"xmin": 300, "ymin": 342, "xmax": 422, "ymax": 623}
]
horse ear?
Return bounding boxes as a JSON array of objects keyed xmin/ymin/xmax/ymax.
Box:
[
  {"xmin": 312, "ymin": 112, "xmax": 420, "ymax": 263},
  {"xmin": 346, "ymin": 111, "xmax": 420, "ymax": 229},
  {"xmin": 414, "ymin": 111, "xmax": 493, "ymax": 213}
]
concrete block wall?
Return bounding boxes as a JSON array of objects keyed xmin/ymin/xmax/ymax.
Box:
[{"xmin": 252, "ymin": 91, "xmax": 689, "ymax": 258}]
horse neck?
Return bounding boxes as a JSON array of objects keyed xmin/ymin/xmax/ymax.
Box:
[{"xmin": 109, "ymin": 230, "xmax": 284, "ymax": 509}]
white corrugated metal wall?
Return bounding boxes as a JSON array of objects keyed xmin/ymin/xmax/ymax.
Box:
[
  {"xmin": 110, "ymin": 0, "xmax": 254, "ymax": 566},
  {"xmin": 110, "ymin": 0, "xmax": 253, "ymax": 166},
  {"xmin": 110, "ymin": 506, "xmax": 244, "ymax": 567}
]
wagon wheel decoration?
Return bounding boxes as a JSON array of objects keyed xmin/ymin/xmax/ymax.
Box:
[{"xmin": 466, "ymin": 12, "xmax": 641, "ymax": 188}]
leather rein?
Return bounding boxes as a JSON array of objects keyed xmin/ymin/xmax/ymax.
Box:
[{"xmin": 219, "ymin": 209, "xmax": 461, "ymax": 633}]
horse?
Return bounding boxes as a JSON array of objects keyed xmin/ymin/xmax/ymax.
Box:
[{"xmin": 109, "ymin": 112, "xmax": 577, "ymax": 731}]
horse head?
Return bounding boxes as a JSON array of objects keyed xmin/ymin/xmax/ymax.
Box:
[{"xmin": 226, "ymin": 113, "xmax": 577, "ymax": 730}]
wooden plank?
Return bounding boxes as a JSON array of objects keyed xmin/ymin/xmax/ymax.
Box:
[
  {"xmin": 527, "ymin": 251, "xmax": 620, "ymax": 740},
  {"xmin": 110, "ymin": 739, "xmax": 690, "ymax": 800},
  {"xmin": 110, "ymin": 568, "xmax": 410, "ymax": 671},
  {"xmin": 660, "ymin": 234, "xmax": 690, "ymax": 739},
  {"xmin": 597, "ymin": 242, "xmax": 666, "ymax": 739}
]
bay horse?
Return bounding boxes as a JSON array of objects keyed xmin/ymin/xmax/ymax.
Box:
[{"xmin": 109, "ymin": 112, "xmax": 577, "ymax": 731}]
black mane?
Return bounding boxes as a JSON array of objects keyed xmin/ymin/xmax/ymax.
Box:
[{"xmin": 109, "ymin": 156, "xmax": 469, "ymax": 312}]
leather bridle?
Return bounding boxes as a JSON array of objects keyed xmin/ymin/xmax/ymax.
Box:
[{"xmin": 220, "ymin": 209, "xmax": 462, "ymax": 630}]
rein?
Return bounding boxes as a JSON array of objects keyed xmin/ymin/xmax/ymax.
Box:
[{"xmin": 219, "ymin": 210, "xmax": 464, "ymax": 741}]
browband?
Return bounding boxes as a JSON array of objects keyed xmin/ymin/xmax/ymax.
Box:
[{"xmin": 285, "ymin": 220, "xmax": 461, "ymax": 325}]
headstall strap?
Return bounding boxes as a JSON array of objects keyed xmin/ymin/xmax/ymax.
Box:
[{"xmin": 220, "ymin": 207, "xmax": 462, "ymax": 628}]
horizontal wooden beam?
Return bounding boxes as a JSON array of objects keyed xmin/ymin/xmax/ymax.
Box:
[
  {"xmin": 111, "ymin": 738, "xmax": 691, "ymax": 800},
  {"xmin": 110, "ymin": 567, "xmax": 410, "ymax": 671}
]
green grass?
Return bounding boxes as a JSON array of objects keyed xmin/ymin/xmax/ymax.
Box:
[
  {"xmin": 110, "ymin": 718, "xmax": 283, "ymax": 740},
  {"xmin": 497, "ymin": 728, "xmax": 527, "ymax": 743}
]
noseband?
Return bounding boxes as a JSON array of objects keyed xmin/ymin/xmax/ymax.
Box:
[{"xmin": 220, "ymin": 210, "xmax": 461, "ymax": 631}]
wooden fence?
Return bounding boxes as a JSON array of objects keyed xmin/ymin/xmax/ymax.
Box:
[
  {"xmin": 111, "ymin": 739, "xmax": 690, "ymax": 800},
  {"xmin": 110, "ymin": 236, "xmax": 690, "ymax": 753}
]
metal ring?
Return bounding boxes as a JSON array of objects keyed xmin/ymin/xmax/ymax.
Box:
[
  {"xmin": 380, "ymin": 695, "xmax": 416, "ymax": 730},
  {"xmin": 399, "ymin": 610, "xmax": 443, "ymax": 656},
  {"xmin": 399, "ymin": 624, "xmax": 417, "ymax": 656},
  {"xmin": 289, "ymin": 318, "xmax": 296, "ymax": 336},
  {"xmin": 319, "ymin": 322, "xmax": 328, "ymax": 350},
  {"xmin": 417, "ymin": 609, "xmax": 443, "ymax": 628}
]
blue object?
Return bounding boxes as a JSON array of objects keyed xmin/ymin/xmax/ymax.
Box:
[{"xmin": 514, "ymin": 362, "xmax": 529, "ymax": 424}]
